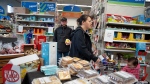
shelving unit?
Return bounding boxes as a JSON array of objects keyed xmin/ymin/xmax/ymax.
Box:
[{"xmin": 15, "ymin": 13, "xmax": 55, "ymax": 42}]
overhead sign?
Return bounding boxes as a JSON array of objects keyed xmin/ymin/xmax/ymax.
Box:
[
  {"xmin": 0, "ymin": 6, "xmax": 5, "ymax": 15},
  {"xmin": 63, "ymin": 5, "xmax": 81, "ymax": 12},
  {"xmin": 40, "ymin": 2, "xmax": 56, "ymax": 12},
  {"xmin": 108, "ymin": 0, "xmax": 145, "ymax": 6},
  {"xmin": 21, "ymin": 1, "xmax": 38, "ymax": 12}
]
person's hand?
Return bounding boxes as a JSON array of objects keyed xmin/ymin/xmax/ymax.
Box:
[
  {"xmin": 95, "ymin": 58, "xmax": 101, "ymax": 64},
  {"xmin": 65, "ymin": 41, "xmax": 71, "ymax": 45}
]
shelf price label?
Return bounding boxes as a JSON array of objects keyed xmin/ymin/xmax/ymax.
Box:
[
  {"xmin": 104, "ymin": 30, "xmax": 114, "ymax": 42},
  {"xmin": 40, "ymin": 2, "xmax": 56, "ymax": 12}
]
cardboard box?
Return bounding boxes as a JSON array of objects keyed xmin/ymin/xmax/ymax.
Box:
[
  {"xmin": 34, "ymin": 36, "xmax": 46, "ymax": 51},
  {"xmin": 42, "ymin": 42, "xmax": 57, "ymax": 65},
  {"xmin": 2, "ymin": 54, "xmax": 40, "ymax": 84},
  {"xmin": 13, "ymin": 7, "xmax": 30, "ymax": 14}
]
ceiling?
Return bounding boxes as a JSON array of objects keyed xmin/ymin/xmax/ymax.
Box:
[{"xmin": 16, "ymin": 0, "xmax": 92, "ymax": 11}]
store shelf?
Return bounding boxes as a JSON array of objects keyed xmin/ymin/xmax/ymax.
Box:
[
  {"xmin": 17, "ymin": 33, "xmax": 53, "ymax": 36},
  {"xmin": 106, "ymin": 29, "xmax": 150, "ymax": 34},
  {"xmin": 0, "ymin": 53, "xmax": 24, "ymax": 56},
  {"xmin": 16, "ymin": 13, "xmax": 54, "ymax": 17},
  {"xmin": 0, "ymin": 32, "xmax": 10, "ymax": 34},
  {"xmin": 16, "ymin": 20, "xmax": 54, "ymax": 23},
  {"xmin": 17, "ymin": 26, "xmax": 51, "ymax": 28},
  {"xmin": 104, "ymin": 49, "xmax": 135, "ymax": 52},
  {"xmin": 106, "ymin": 22, "xmax": 150, "ymax": 28},
  {"xmin": 113, "ymin": 40, "xmax": 150, "ymax": 44}
]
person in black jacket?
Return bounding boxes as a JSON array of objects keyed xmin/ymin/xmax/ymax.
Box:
[
  {"xmin": 69, "ymin": 15, "xmax": 100, "ymax": 63},
  {"xmin": 53, "ymin": 17, "xmax": 72, "ymax": 63}
]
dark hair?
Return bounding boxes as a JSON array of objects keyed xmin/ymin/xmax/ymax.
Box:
[
  {"xmin": 128, "ymin": 57, "xmax": 138, "ymax": 66},
  {"xmin": 61, "ymin": 17, "xmax": 67, "ymax": 21},
  {"xmin": 78, "ymin": 14, "xmax": 91, "ymax": 25}
]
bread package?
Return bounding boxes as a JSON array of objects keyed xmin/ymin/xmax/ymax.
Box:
[
  {"xmin": 73, "ymin": 57, "xmax": 81, "ymax": 62},
  {"xmin": 58, "ymin": 68, "xmax": 71, "ymax": 81},
  {"xmin": 32, "ymin": 76, "xmax": 62, "ymax": 84},
  {"xmin": 77, "ymin": 70, "xmax": 98, "ymax": 79},
  {"xmin": 78, "ymin": 60, "xmax": 90, "ymax": 66},
  {"xmin": 62, "ymin": 56, "xmax": 73, "ymax": 63},
  {"xmin": 69, "ymin": 68, "xmax": 77, "ymax": 75}
]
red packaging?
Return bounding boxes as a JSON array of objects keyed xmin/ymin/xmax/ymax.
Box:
[{"xmin": 34, "ymin": 36, "xmax": 46, "ymax": 51}]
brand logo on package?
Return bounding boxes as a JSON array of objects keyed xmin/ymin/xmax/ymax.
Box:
[
  {"xmin": 21, "ymin": 1, "xmax": 38, "ymax": 12},
  {"xmin": 0, "ymin": 6, "xmax": 5, "ymax": 15},
  {"xmin": 40, "ymin": 2, "xmax": 56, "ymax": 12},
  {"xmin": 2, "ymin": 64, "xmax": 21, "ymax": 84},
  {"xmin": 4, "ymin": 70, "xmax": 19, "ymax": 82}
]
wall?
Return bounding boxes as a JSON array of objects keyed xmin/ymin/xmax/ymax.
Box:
[
  {"xmin": 67, "ymin": 18, "xmax": 78, "ymax": 30},
  {"xmin": 106, "ymin": 4, "xmax": 145, "ymax": 16},
  {"xmin": 0, "ymin": 0, "xmax": 20, "ymax": 14}
]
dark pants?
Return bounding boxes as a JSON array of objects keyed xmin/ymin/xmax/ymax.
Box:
[{"xmin": 57, "ymin": 51, "xmax": 69, "ymax": 64}]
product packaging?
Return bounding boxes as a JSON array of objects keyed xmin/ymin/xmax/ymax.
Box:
[
  {"xmin": 41, "ymin": 42, "xmax": 57, "ymax": 65},
  {"xmin": 57, "ymin": 68, "xmax": 71, "ymax": 81},
  {"xmin": 69, "ymin": 63, "xmax": 83, "ymax": 72},
  {"xmin": 41, "ymin": 65, "xmax": 58, "ymax": 75},
  {"xmin": 77, "ymin": 70, "xmax": 99, "ymax": 79},
  {"xmin": 2, "ymin": 54, "xmax": 40, "ymax": 84},
  {"xmin": 90, "ymin": 75, "xmax": 109, "ymax": 84},
  {"xmin": 32, "ymin": 76, "xmax": 62, "ymax": 84},
  {"xmin": 64, "ymin": 78, "xmax": 90, "ymax": 84},
  {"xmin": 60, "ymin": 56, "xmax": 73, "ymax": 67}
]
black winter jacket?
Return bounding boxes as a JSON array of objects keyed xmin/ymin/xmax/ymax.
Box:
[
  {"xmin": 69, "ymin": 27, "xmax": 98, "ymax": 62},
  {"xmin": 53, "ymin": 25, "xmax": 72, "ymax": 52}
]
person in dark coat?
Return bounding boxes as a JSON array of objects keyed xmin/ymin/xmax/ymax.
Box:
[
  {"xmin": 53, "ymin": 17, "xmax": 72, "ymax": 63},
  {"xmin": 69, "ymin": 15, "xmax": 100, "ymax": 63}
]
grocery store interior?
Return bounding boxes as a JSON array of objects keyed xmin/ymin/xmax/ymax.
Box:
[{"xmin": 0, "ymin": 0, "xmax": 150, "ymax": 84}]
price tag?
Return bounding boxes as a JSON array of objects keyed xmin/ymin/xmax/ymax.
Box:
[
  {"xmin": 104, "ymin": 30, "xmax": 114, "ymax": 42},
  {"xmin": 48, "ymin": 27, "xmax": 53, "ymax": 33},
  {"xmin": 18, "ymin": 26, "xmax": 23, "ymax": 32}
]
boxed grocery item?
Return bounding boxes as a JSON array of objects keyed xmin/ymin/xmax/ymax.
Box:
[
  {"xmin": 90, "ymin": 75, "xmax": 109, "ymax": 84},
  {"xmin": 32, "ymin": 76, "xmax": 62, "ymax": 84},
  {"xmin": 13, "ymin": 7, "xmax": 30, "ymax": 14},
  {"xmin": 41, "ymin": 42, "xmax": 57, "ymax": 65},
  {"xmin": 40, "ymin": 65, "xmax": 58, "ymax": 75},
  {"xmin": 77, "ymin": 70, "xmax": 99, "ymax": 79},
  {"xmin": 35, "ymin": 36, "xmax": 46, "ymax": 51},
  {"xmin": 60, "ymin": 56, "xmax": 73, "ymax": 67},
  {"xmin": 2, "ymin": 54, "xmax": 40, "ymax": 84},
  {"xmin": 108, "ymin": 71, "xmax": 137, "ymax": 84},
  {"xmin": 57, "ymin": 68, "xmax": 71, "ymax": 81},
  {"xmin": 64, "ymin": 78, "xmax": 90, "ymax": 84}
]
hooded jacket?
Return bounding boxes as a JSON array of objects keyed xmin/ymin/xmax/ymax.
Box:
[
  {"xmin": 122, "ymin": 64, "xmax": 140, "ymax": 79},
  {"xmin": 69, "ymin": 26, "xmax": 98, "ymax": 62},
  {"xmin": 53, "ymin": 25, "xmax": 72, "ymax": 52}
]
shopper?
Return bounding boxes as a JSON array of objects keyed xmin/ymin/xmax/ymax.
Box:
[
  {"xmin": 69, "ymin": 14, "xmax": 100, "ymax": 63},
  {"xmin": 122, "ymin": 57, "xmax": 140, "ymax": 80},
  {"xmin": 53, "ymin": 17, "xmax": 72, "ymax": 63}
]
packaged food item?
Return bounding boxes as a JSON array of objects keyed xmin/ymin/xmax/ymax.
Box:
[
  {"xmin": 40, "ymin": 65, "xmax": 58, "ymax": 75},
  {"xmin": 73, "ymin": 57, "xmax": 81, "ymax": 62},
  {"xmin": 108, "ymin": 71, "xmax": 137, "ymax": 84},
  {"xmin": 57, "ymin": 68, "xmax": 71, "ymax": 81},
  {"xmin": 71, "ymin": 63, "xmax": 83, "ymax": 71},
  {"xmin": 64, "ymin": 78, "xmax": 90, "ymax": 84},
  {"xmin": 78, "ymin": 60, "xmax": 90, "ymax": 66},
  {"xmin": 91, "ymin": 75, "xmax": 109, "ymax": 84},
  {"xmin": 77, "ymin": 70, "xmax": 98, "ymax": 79},
  {"xmin": 69, "ymin": 68, "xmax": 77, "ymax": 75},
  {"xmin": 32, "ymin": 76, "xmax": 62, "ymax": 84},
  {"xmin": 60, "ymin": 56, "xmax": 73, "ymax": 67}
]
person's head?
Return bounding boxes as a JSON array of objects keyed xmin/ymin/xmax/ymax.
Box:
[
  {"xmin": 61, "ymin": 17, "xmax": 67, "ymax": 26},
  {"xmin": 78, "ymin": 14, "xmax": 92, "ymax": 30},
  {"xmin": 127, "ymin": 57, "xmax": 138, "ymax": 68}
]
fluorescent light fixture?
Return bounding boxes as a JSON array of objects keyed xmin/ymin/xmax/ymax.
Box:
[{"xmin": 57, "ymin": 4, "xmax": 91, "ymax": 8}]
